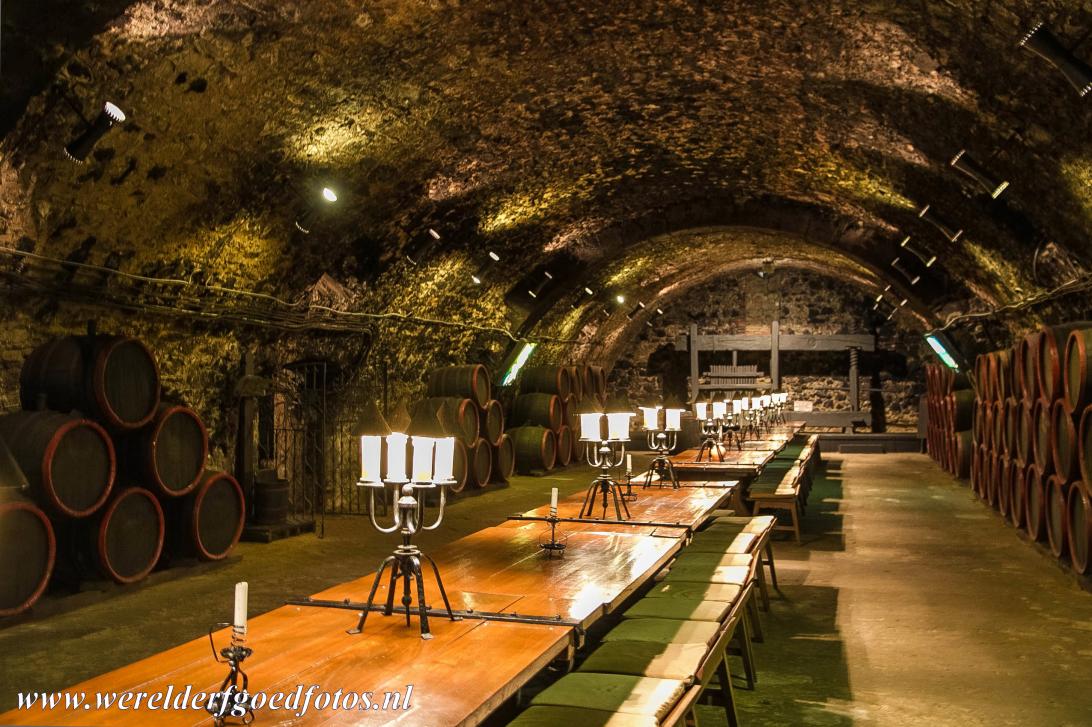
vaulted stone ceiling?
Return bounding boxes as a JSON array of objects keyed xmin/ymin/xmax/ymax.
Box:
[{"xmin": 3, "ymin": 0, "xmax": 1091, "ymax": 364}]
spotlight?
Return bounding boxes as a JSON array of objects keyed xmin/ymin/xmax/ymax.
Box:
[
  {"xmin": 949, "ymin": 150, "xmax": 1009, "ymax": 198},
  {"xmin": 322, "ymin": 187, "xmax": 338, "ymax": 203},
  {"xmin": 64, "ymin": 101, "xmax": 126, "ymax": 163},
  {"xmin": 488, "ymin": 251, "xmax": 501, "ymax": 262},
  {"xmin": 890, "ymin": 257, "xmax": 920, "ymax": 286},
  {"xmin": 917, "ymin": 204, "xmax": 962, "ymax": 243},
  {"xmin": 527, "ymin": 271, "xmax": 553, "ymax": 299},
  {"xmin": 471, "ymin": 274, "xmax": 482, "ymax": 285},
  {"xmin": 428, "ymin": 228, "xmax": 441, "ymax": 240},
  {"xmin": 899, "ymin": 235, "xmax": 936, "ymax": 267},
  {"xmin": 616, "ymin": 294, "xmax": 626, "ymax": 304},
  {"xmin": 1019, "ymin": 22, "xmax": 1092, "ymax": 97}
]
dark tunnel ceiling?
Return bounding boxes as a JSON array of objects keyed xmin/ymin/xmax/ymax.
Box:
[{"xmin": 2, "ymin": 0, "xmax": 1092, "ymax": 348}]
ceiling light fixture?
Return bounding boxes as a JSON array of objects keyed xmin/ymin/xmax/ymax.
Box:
[
  {"xmin": 1019, "ymin": 21, "xmax": 1092, "ymax": 97},
  {"xmin": 527, "ymin": 271, "xmax": 553, "ymax": 299},
  {"xmin": 949, "ymin": 150, "xmax": 1009, "ymax": 198},
  {"xmin": 64, "ymin": 101, "xmax": 126, "ymax": 163},
  {"xmin": 900, "ymin": 235, "xmax": 937, "ymax": 268},
  {"xmin": 891, "ymin": 257, "xmax": 921, "ymax": 286},
  {"xmin": 322, "ymin": 187, "xmax": 338, "ymax": 203},
  {"xmin": 918, "ymin": 204, "xmax": 963, "ymax": 243}
]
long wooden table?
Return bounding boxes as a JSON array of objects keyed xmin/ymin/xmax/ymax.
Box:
[{"xmin": 0, "ymin": 457, "xmax": 753, "ymax": 726}]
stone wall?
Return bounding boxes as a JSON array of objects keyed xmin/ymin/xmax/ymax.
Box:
[{"xmin": 608, "ymin": 269, "xmax": 928, "ymax": 431}]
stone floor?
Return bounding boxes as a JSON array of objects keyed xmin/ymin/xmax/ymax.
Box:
[{"xmin": 2, "ymin": 453, "xmax": 1092, "ymax": 725}]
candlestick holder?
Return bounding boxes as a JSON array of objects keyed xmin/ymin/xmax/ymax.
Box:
[
  {"xmin": 643, "ymin": 429, "xmax": 681, "ymax": 488},
  {"xmin": 695, "ymin": 418, "xmax": 726, "ymax": 462},
  {"xmin": 350, "ymin": 479, "xmax": 458, "ymax": 639},
  {"xmin": 205, "ymin": 624, "xmax": 254, "ymax": 727},
  {"xmin": 579, "ymin": 440, "xmax": 631, "ymax": 520},
  {"xmin": 539, "ymin": 509, "xmax": 568, "ymax": 557}
]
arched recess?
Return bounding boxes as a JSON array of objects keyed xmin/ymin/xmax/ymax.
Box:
[{"xmin": 529, "ymin": 224, "xmax": 939, "ymax": 368}]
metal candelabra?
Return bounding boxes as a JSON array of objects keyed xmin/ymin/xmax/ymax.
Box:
[
  {"xmin": 579, "ymin": 440, "xmax": 631, "ymax": 520},
  {"xmin": 643, "ymin": 429, "xmax": 680, "ymax": 488},
  {"xmin": 349, "ymin": 479, "xmax": 458, "ymax": 639},
  {"xmin": 695, "ymin": 417, "xmax": 727, "ymax": 462},
  {"xmin": 205, "ymin": 625, "xmax": 254, "ymax": 727}
]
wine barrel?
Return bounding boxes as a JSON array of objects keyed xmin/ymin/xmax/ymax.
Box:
[
  {"xmin": 970, "ymin": 444, "xmax": 983, "ymax": 494},
  {"xmin": 91, "ymin": 487, "xmax": 164, "ymax": 584},
  {"xmin": 1039, "ymin": 322, "xmax": 1092, "ymax": 403},
  {"xmin": 1009, "ymin": 460, "xmax": 1026, "ymax": 530},
  {"xmin": 0, "ymin": 491, "xmax": 55, "ymax": 616},
  {"xmin": 1016, "ymin": 400, "xmax": 1033, "ymax": 466},
  {"xmin": 1001, "ymin": 398, "xmax": 1017, "ymax": 456},
  {"xmin": 1045, "ymin": 476, "xmax": 1070, "ymax": 559},
  {"xmin": 491, "ymin": 433, "xmax": 515, "ymax": 483},
  {"xmin": 1051, "ymin": 399, "xmax": 1081, "ymax": 481},
  {"xmin": 1010, "ymin": 343, "xmax": 1023, "ymax": 402},
  {"xmin": 0, "ymin": 411, "xmax": 115, "ymax": 518},
  {"xmin": 467, "ymin": 438, "xmax": 493, "ymax": 488},
  {"xmin": 20, "ymin": 335, "xmax": 161, "ymax": 430},
  {"xmin": 951, "ymin": 390, "xmax": 974, "ymax": 431},
  {"xmin": 569, "ymin": 421, "xmax": 583, "ymax": 465},
  {"xmin": 556, "ymin": 425, "xmax": 574, "ymax": 467},
  {"xmin": 1063, "ymin": 327, "xmax": 1092, "ymax": 414},
  {"xmin": 972, "ymin": 399, "xmax": 985, "ymax": 445},
  {"xmin": 450, "ymin": 440, "xmax": 470, "ymax": 493},
  {"xmin": 427, "ymin": 365, "xmax": 491, "ymax": 408},
  {"xmin": 997, "ymin": 456, "xmax": 1012, "ymax": 518},
  {"xmin": 991, "ymin": 400, "xmax": 1005, "ymax": 454},
  {"xmin": 954, "ymin": 430, "xmax": 973, "ymax": 479},
  {"xmin": 1020, "ymin": 332, "xmax": 1041, "ymax": 404},
  {"xmin": 511, "ymin": 393, "xmax": 563, "ymax": 432},
  {"xmin": 987, "ymin": 453, "xmax": 1002, "ymax": 508},
  {"xmin": 989, "ymin": 349, "xmax": 1012, "ymax": 402},
  {"xmin": 587, "ymin": 365, "xmax": 607, "ymax": 398},
  {"xmin": 415, "ymin": 397, "xmax": 480, "ymax": 446},
  {"xmin": 173, "ymin": 471, "xmax": 244, "ymax": 561},
  {"xmin": 983, "ymin": 403, "xmax": 995, "ymax": 450},
  {"xmin": 520, "ymin": 366, "xmax": 572, "ymax": 398},
  {"xmin": 1025, "ymin": 467, "xmax": 1047, "ymax": 542},
  {"xmin": 509, "ymin": 426, "xmax": 557, "ymax": 474},
  {"xmin": 480, "ymin": 400, "xmax": 505, "ymax": 446},
  {"xmin": 1032, "ymin": 399, "xmax": 1055, "ymax": 476},
  {"xmin": 121, "ymin": 404, "xmax": 207, "ymax": 498},
  {"xmin": 1067, "ymin": 484, "xmax": 1091, "ymax": 574},
  {"xmin": 973, "ymin": 354, "xmax": 990, "ymax": 401},
  {"xmin": 566, "ymin": 365, "xmax": 584, "ymax": 402},
  {"xmin": 251, "ymin": 470, "xmax": 289, "ymax": 526}
]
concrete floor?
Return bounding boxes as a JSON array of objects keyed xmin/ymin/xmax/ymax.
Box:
[{"xmin": 2, "ymin": 453, "xmax": 1092, "ymax": 725}]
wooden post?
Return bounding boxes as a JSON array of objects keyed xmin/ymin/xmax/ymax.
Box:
[
  {"xmin": 235, "ymin": 351, "xmax": 257, "ymax": 521},
  {"xmin": 689, "ymin": 323, "xmax": 699, "ymax": 404},
  {"xmin": 849, "ymin": 347, "xmax": 860, "ymax": 412},
  {"xmin": 770, "ymin": 319, "xmax": 780, "ymax": 390}
]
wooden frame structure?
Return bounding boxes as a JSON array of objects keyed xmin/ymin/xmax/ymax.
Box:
[{"xmin": 676, "ymin": 322, "xmax": 876, "ymax": 430}]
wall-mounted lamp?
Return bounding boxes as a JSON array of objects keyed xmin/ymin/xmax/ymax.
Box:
[
  {"xmin": 918, "ymin": 205, "xmax": 963, "ymax": 243},
  {"xmin": 890, "ymin": 257, "xmax": 920, "ymax": 286},
  {"xmin": 64, "ymin": 102, "xmax": 126, "ymax": 163},
  {"xmin": 949, "ymin": 150, "xmax": 1009, "ymax": 198},
  {"xmin": 1020, "ymin": 22, "xmax": 1092, "ymax": 97},
  {"xmin": 900, "ymin": 235, "xmax": 937, "ymax": 268}
]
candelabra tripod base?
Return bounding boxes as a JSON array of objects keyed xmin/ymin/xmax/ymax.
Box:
[
  {"xmin": 348, "ymin": 545, "xmax": 458, "ymax": 639},
  {"xmin": 205, "ymin": 628, "xmax": 255, "ymax": 727},
  {"xmin": 695, "ymin": 438, "xmax": 727, "ymax": 463},
  {"xmin": 578, "ymin": 477, "xmax": 631, "ymax": 520},
  {"xmin": 643, "ymin": 455, "xmax": 680, "ymax": 489}
]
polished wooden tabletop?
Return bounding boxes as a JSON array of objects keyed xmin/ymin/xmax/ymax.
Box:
[{"xmin": 0, "ymin": 445, "xmax": 759, "ymax": 726}]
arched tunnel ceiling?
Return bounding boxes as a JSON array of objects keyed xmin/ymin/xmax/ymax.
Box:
[{"xmin": 3, "ymin": 0, "xmax": 1092, "ymax": 351}]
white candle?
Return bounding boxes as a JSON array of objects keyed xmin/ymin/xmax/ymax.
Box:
[
  {"xmin": 550, "ymin": 487, "xmax": 558, "ymax": 510},
  {"xmin": 626, "ymin": 454, "xmax": 632, "ymax": 474},
  {"xmin": 233, "ymin": 581, "xmax": 248, "ymax": 633}
]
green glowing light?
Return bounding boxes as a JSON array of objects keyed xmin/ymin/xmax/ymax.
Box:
[
  {"xmin": 502, "ymin": 343, "xmax": 537, "ymax": 386},
  {"xmin": 925, "ymin": 334, "xmax": 959, "ymax": 370}
]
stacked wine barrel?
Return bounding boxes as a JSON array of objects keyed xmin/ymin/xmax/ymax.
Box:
[
  {"xmin": 924, "ymin": 364, "xmax": 973, "ymax": 479},
  {"xmin": 0, "ymin": 331, "xmax": 242, "ymax": 616},
  {"xmin": 507, "ymin": 363, "xmax": 607, "ymax": 474},
  {"xmin": 417, "ymin": 364, "xmax": 514, "ymax": 492},
  {"xmin": 958, "ymin": 322, "xmax": 1092, "ymax": 576}
]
